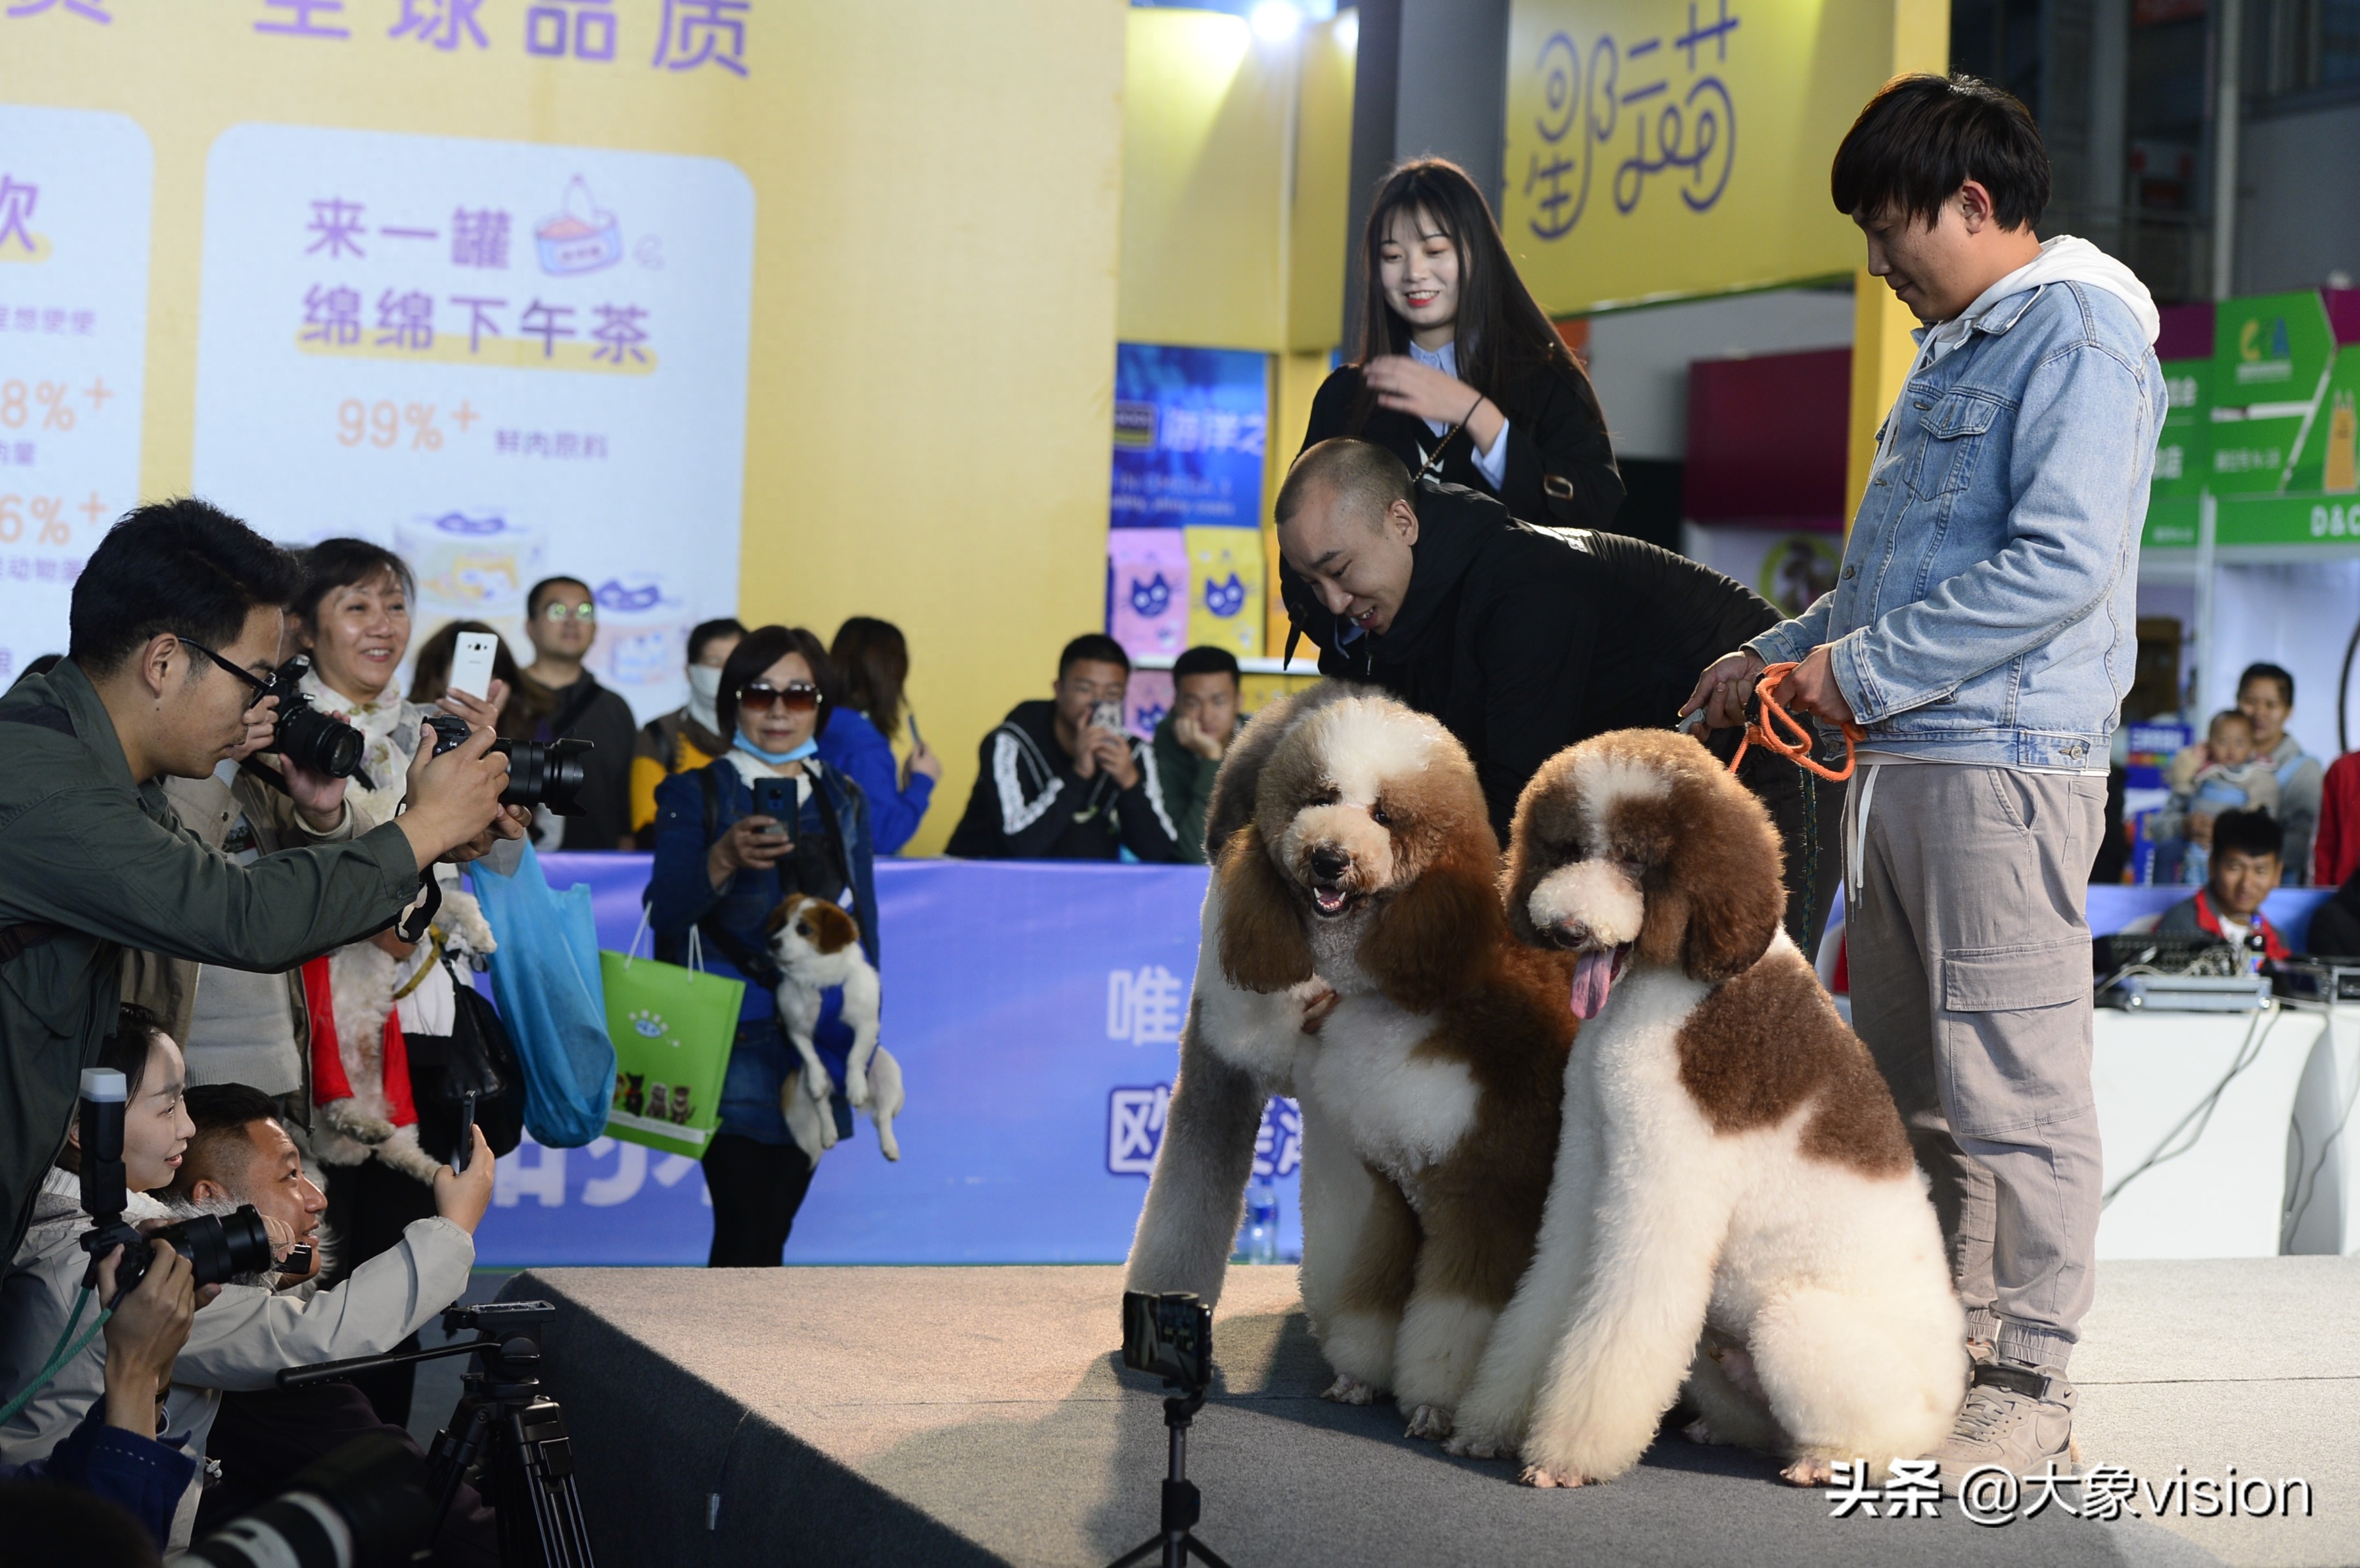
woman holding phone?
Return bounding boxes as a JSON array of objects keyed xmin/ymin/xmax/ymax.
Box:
[
  {"xmin": 1298, "ymin": 158, "xmax": 1622, "ymax": 529},
  {"xmin": 646, "ymin": 624, "xmax": 878, "ymax": 1267}
]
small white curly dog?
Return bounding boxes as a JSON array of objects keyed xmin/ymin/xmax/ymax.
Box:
[
  {"xmin": 766, "ymin": 893, "xmax": 902, "ymax": 1163},
  {"xmin": 311, "ymin": 887, "xmax": 495, "ymax": 1185},
  {"xmin": 1443, "ymin": 728, "xmax": 1965, "ymax": 1489}
]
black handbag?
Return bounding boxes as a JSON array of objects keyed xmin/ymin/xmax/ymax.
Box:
[{"xmin": 410, "ymin": 957, "xmax": 527, "ymax": 1163}]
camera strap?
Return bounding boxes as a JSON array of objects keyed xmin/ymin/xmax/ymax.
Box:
[{"xmin": 395, "ymin": 871, "xmax": 442, "ymax": 946}]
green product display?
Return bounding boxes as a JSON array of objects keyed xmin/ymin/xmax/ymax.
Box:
[
  {"xmin": 2207, "ymin": 291, "xmax": 2336, "ymax": 495},
  {"xmin": 2145, "ymin": 288, "xmax": 2360, "ymax": 548}
]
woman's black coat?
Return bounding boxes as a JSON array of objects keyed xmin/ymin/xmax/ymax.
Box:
[{"xmin": 1299, "ymin": 352, "xmax": 1624, "ymax": 531}]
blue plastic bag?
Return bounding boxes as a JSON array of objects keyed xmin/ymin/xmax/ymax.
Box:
[{"xmin": 468, "ymin": 840, "xmax": 617, "ymax": 1147}]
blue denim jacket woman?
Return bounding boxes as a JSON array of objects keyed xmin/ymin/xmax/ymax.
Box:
[
  {"xmin": 1750, "ymin": 246, "xmax": 2169, "ymax": 765},
  {"xmin": 646, "ymin": 625, "xmax": 876, "ymax": 1266}
]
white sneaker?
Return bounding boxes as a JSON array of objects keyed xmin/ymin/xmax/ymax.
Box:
[{"xmin": 1926, "ymin": 1360, "xmax": 2076, "ymax": 1494}]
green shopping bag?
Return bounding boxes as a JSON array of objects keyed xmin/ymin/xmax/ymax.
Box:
[{"xmin": 599, "ymin": 919, "xmax": 744, "ymax": 1159}]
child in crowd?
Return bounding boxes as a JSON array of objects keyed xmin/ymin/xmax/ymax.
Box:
[{"xmin": 2166, "ymin": 709, "xmax": 2281, "ymax": 885}]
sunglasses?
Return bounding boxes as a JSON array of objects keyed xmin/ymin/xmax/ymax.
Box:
[
  {"xmin": 540, "ymin": 601, "xmax": 597, "ymax": 622},
  {"xmin": 182, "ymin": 638, "xmax": 279, "ymax": 697},
  {"xmin": 738, "ymin": 681, "xmax": 821, "ymax": 714}
]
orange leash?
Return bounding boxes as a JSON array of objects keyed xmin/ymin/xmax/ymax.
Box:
[{"xmin": 1726, "ymin": 661, "xmax": 1864, "ymax": 782}]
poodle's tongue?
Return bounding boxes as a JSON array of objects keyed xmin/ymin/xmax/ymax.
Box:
[{"xmin": 1570, "ymin": 948, "xmax": 1617, "ymax": 1020}]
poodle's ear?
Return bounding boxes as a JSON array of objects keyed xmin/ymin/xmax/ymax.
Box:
[
  {"xmin": 1665, "ymin": 774, "xmax": 1785, "ymax": 983},
  {"xmin": 1216, "ymin": 824, "xmax": 1316, "ymax": 993},
  {"xmin": 762, "ymin": 898, "xmax": 796, "ymax": 937},
  {"xmin": 1358, "ymin": 831, "xmax": 1499, "ymax": 1013}
]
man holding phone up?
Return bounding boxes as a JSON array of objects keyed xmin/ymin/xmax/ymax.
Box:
[{"xmin": 946, "ymin": 634, "xmax": 1181, "ymax": 862}]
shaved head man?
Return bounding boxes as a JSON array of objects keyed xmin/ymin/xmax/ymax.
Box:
[{"xmin": 1273, "ymin": 438, "xmax": 1840, "ymax": 951}]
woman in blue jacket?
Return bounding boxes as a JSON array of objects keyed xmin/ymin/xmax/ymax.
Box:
[
  {"xmin": 817, "ymin": 617, "xmax": 941, "ymax": 854},
  {"xmin": 647, "ymin": 624, "xmax": 877, "ymax": 1267}
]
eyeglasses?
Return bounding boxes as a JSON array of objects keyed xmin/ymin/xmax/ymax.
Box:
[
  {"xmin": 540, "ymin": 601, "xmax": 597, "ymax": 623},
  {"xmin": 738, "ymin": 681, "xmax": 821, "ymax": 714},
  {"xmin": 181, "ymin": 638, "xmax": 278, "ymax": 697}
]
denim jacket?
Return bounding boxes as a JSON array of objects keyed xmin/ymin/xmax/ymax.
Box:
[{"xmin": 1750, "ymin": 280, "xmax": 2167, "ymax": 769}]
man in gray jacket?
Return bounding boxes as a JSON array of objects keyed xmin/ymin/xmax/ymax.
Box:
[{"xmin": 1686, "ymin": 75, "xmax": 2165, "ymax": 1477}]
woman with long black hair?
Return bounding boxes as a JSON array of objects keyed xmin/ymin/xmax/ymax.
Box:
[{"xmin": 1301, "ymin": 157, "xmax": 1622, "ymax": 528}]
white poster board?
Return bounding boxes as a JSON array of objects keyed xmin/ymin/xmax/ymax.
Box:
[
  {"xmin": 0, "ymin": 106, "xmax": 151, "ymax": 682},
  {"xmin": 192, "ymin": 124, "xmax": 755, "ymax": 722}
]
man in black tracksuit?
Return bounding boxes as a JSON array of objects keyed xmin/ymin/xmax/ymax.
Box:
[
  {"xmin": 946, "ymin": 634, "xmax": 1182, "ymax": 863},
  {"xmin": 1276, "ymin": 438, "xmax": 1843, "ymax": 949}
]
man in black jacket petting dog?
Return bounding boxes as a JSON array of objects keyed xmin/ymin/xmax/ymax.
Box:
[{"xmin": 1275, "ymin": 437, "xmax": 1842, "ymax": 947}]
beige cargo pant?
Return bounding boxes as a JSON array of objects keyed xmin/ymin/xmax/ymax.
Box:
[{"xmin": 1845, "ymin": 761, "xmax": 2108, "ymax": 1371}]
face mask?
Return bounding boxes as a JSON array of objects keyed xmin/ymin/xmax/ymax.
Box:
[
  {"xmin": 736, "ymin": 737, "xmax": 818, "ymax": 766},
  {"xmin": 686, "ymin": 665, "xmax": 723, "ymax": 732}
]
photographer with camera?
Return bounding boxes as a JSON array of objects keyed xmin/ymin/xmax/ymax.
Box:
[
  {"xmin": 0, "ymin": 501, "xmax": 517, "ymax": 1267},
  {"xmin": 162, "ymin": 1083, "xmax": 496, "ymax": 1562},
  {"xmin": 1, "ymin": 1011, "xmax": 206, "ymax": 1551},
  {"xmin": 1, "ymin": 1016, "xmax": 493, "ymax": 1553}
]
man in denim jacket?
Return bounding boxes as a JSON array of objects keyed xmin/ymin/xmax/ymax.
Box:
[{"xmin": 1686, "ymin": 75, "xmax": 2164, "ymax": 1479}]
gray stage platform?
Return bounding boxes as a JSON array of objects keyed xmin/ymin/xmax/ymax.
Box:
[{"xmin": 495, "ymin": 1258, "xmax": 2360, "ymax": 1567}]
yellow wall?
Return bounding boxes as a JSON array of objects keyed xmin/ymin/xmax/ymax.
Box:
[
  {"xmin": 1117, "ymin": 10, "xmax": 1354, "ymax": 356},
  {"xmin": 1845, "ymin": 0, "xmax": 1952, "ymax": 524},
  {"xmin": 0, "ymin": 0, "xmax": 1129, "ymax": 857}
]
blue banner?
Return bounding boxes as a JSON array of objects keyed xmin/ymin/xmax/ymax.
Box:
[
  {"xmin": 474, "ymin": 857, "xmax": 1305, "ymax": 1267},
  {"xmin": 1108, "ymin": 343, "xmax": 1269, "ymax": 528}
]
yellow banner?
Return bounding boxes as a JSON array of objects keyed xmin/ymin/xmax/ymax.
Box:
[{"xmin": 1501, "ymin": 0, "xmax": 1900, "ymax": 314}]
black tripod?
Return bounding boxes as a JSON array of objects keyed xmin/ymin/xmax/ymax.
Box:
[
  {"xmin": 1108, "ymin": 1386, "xmax": 1232, "ymax": 1568},
  {"xmin": 279, "ymin": 1299, "xmax": 595, "ymax": 1568}
]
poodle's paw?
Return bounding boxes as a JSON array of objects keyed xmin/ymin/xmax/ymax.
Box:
[
  {"xmin": 1682, "ymin": 1418, "xmax": 1732, "ymax": 1447},
  {"xmin": 1442, "ymin": 1429, "xmax": 1504, "ymax": 1460},
  {"xmin": 846, "ymin": 1069, "xmax": 870, "ymax": 1108},
  {"xmin": 1780, "ymin": 1456, "xmax": 1839, "ymax": 1488},
  {"xmin": 1320, "ymin": 1373, "xmax": 1380, "ymax": 1406},
  {"xmin": 1403, "ymin": 1404, "xmax": 1455, "ymax": 1442},
  {"xmin": 1290, "ymin": 980, "xmax": 1340, "ymax": 1036},
  {"xmin": 1520, "ymin": 1465, "xmax": 1592, "ymax": 1489},
  {"xmin": 322, "ymin": 1103, "xmax": 395, "ymax": 1145},
  {"xmin": 804, "ymin": 1071, "xmax": 833, "ymax": 1103}
]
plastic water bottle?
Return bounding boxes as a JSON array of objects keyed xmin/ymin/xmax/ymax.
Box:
[{"xmin": 1240, "ymin": 1177, "xmax": 1280, "ymax": 1265}]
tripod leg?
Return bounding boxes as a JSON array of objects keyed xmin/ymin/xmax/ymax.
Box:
[
  {"xmin": 1183, "ymin": 1535, "xmax": 1236, "ymax": 1568},
  {"xmin": 506, "ymin": 1392, "xmax": 599, "ymax": 1568},
  {"xmin": 1107, "ymin": 1537, "xmax": 1165, "ymax": 1568}
]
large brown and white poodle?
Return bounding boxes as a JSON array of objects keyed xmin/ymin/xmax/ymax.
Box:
[
  {"xmin": 1125, "ymin": 686, "xmax": 1572, "ymax": 1438},
  {"xmin": 1443, "ymin": 728, "xmax": 1965, "ymax": 1486}
]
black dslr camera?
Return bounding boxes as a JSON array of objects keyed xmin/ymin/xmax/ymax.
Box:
[
  {"xmin": 265, "ymin": 656, "xmax": 370, "ymax": 780},
  {"xmin": 423, "ymin": 713, "xmax": 594, "ymax": 816},
  {"xmin": 75, "ymin": 1069, "xmax": 271, "ymax": 1300}
]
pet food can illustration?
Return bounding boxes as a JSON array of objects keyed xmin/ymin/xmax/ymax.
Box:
[
  {"xmin": 398, "ymin": 509, "xmax": 542, "ymax": 658},
  {"xmin": 584, "ymin": 573, "xmax": 694, "ymax": 721},
  {"xmin": 536, "ymin": 176, "xmax": 623, "ymax": 276}
]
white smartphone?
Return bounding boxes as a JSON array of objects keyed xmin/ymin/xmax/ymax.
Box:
[{"xmin": 449, "ymin": 631, "xmax": 499, "ymax": 704}]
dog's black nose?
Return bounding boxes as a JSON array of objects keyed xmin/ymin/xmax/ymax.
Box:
[{"xmin": 1309, "ymin": 846, "xmax": 1349, "ymax": 882}]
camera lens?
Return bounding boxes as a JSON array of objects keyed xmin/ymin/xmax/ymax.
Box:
[
  {"xmin": 275, "ymin": 703, "xmax": 367, "ymax": 778},
  {"xmin": 492, "ymin": 737, "xmax": 593, "ymax": 817},
  {"xmin": 162, "ymin": 1204, "xmax": 276, "ymax": 1287}
]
